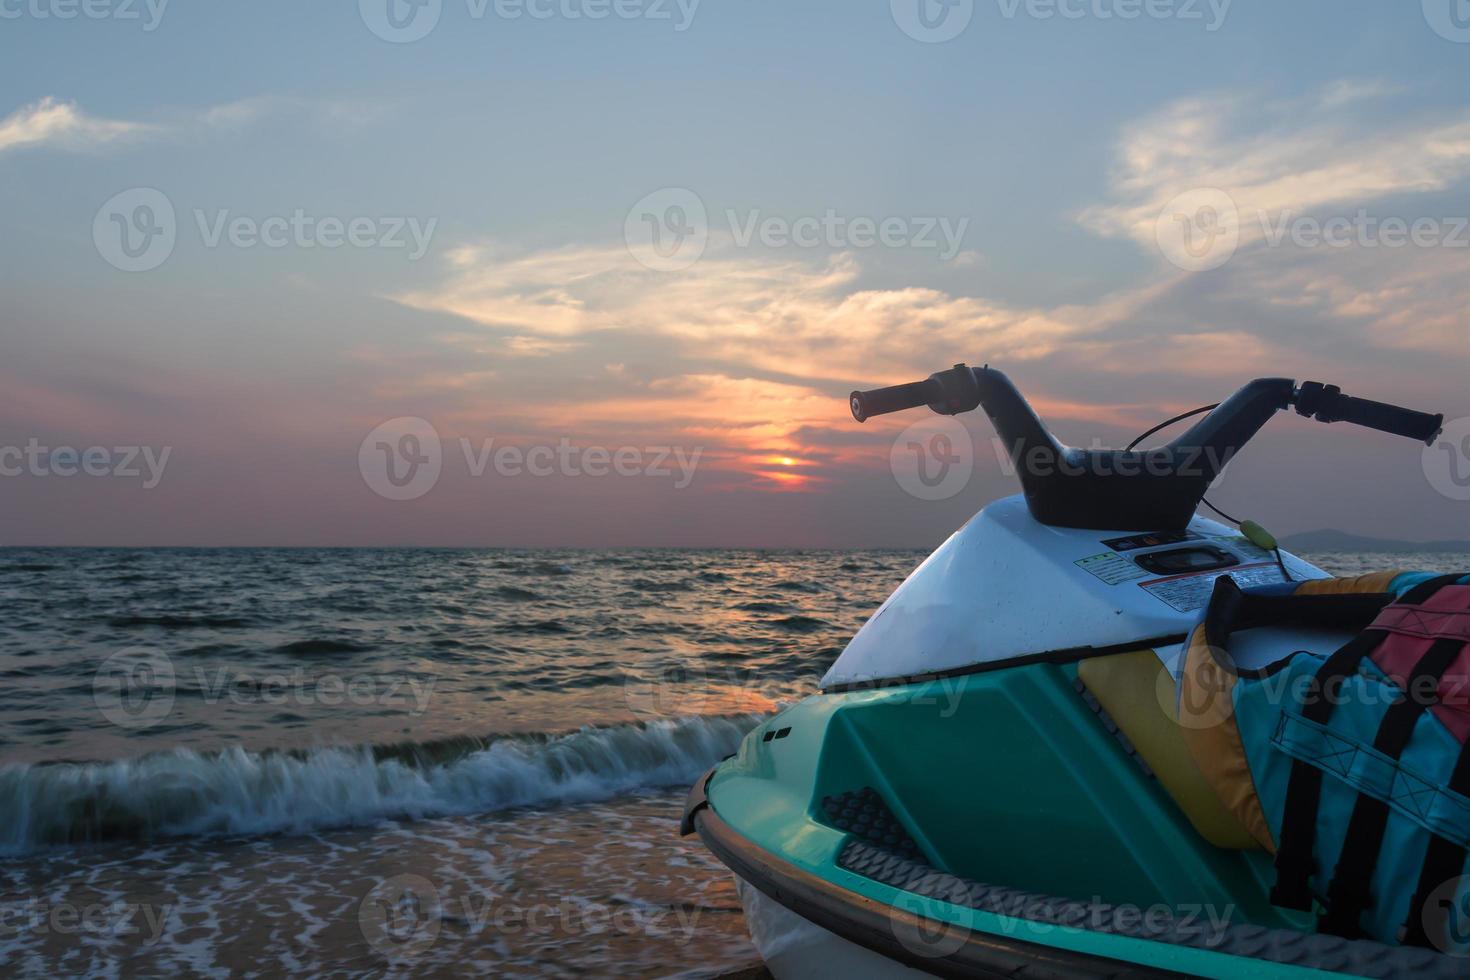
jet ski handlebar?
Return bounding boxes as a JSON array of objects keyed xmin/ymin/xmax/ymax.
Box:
[{"xmin": 850, "ymin": 364, "xmax": 1444, "ymax": 530}]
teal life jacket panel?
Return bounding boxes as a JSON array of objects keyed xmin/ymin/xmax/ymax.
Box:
[{"xmin": 1177, "ymin": 572, "xmax": 1470, "ymax": 951}]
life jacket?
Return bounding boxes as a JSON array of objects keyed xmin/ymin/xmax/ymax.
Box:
[{"xmin": 1176, "ymin": 571, "xmax": 1470, "ymax": 951}]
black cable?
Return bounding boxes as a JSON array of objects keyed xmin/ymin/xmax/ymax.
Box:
[
  {"xmin": 1198, "ymin": 497, "xmax": 1242, "ymax": 525},
  {"xmin": 1129, "ymin": 403, "xmax": 1292, "ymax": 582},
  {"xmin": 1124, "ymin": 403, "xmax": 1218, "ymax": 452},
  {"xmin": 1275, "ymin": 547, "xmax": 1294, "ymax": 582},
  {"xmin": 1128, "ymin": 403, "xmax": 1239, "ymax": 527}
]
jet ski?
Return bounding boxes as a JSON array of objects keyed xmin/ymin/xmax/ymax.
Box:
[{"xmin": 682, "ymin": 364, "xmax": 1470, "ymax": 979}]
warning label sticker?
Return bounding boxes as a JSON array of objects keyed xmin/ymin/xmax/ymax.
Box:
[
  {"xmin": 1076, "ymin": 552, "xmax": 1150, "ymax": 586},
  {"xmin": 1139, "ymin": 562, "xmax": 1289, "ymax": 612}
]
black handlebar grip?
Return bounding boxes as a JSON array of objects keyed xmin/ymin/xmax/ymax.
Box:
[
  {"xmin": 1297, "ymin": 382, "xmax": 1444, "ymax": 445},
  {"xmin": 849, "ymin": 379, "xmax": 941, "ymax": 423},
  {"xmin": 1330, "ymin": 395, "xmax": 1443, "ymax": 444}
]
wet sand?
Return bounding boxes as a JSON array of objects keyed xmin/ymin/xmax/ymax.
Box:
[{"xmin": 1, "ymin": 790, "xmax": 759, "ymax": 977}]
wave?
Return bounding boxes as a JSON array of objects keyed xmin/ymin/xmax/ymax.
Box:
[
  {"xmin": 0, "ymin": 713, "xmax": 764, "ymax": 856},
  {"xmin": 108, "ymin": 614, "xmax": 253, "ymax": 629},
  {"xmin": 273, "ymin": 638, "xmax": 373, "ymax": 655},
  {"xmin": 772, "ymin": 615, "xmax": 831, "ymax": 632}
]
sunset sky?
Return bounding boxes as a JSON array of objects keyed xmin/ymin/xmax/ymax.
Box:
[{"xmin": 2, "ymin": 1, "xmax": 1469, "ymax": 547}]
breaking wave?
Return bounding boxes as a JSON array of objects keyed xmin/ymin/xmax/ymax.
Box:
[{"xmin": 0, "ymin": 713, "xmax": 763, "ymax": 856}]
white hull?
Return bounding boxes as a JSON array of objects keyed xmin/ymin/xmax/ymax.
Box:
[{"xmin": 733, "ymin": 877, "xmax": 936, "ymax": 980}]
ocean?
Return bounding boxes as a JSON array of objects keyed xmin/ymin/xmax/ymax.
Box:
[{"xmin": 1, "ymin": 548, "xmax": 1465, "ymax": 977}]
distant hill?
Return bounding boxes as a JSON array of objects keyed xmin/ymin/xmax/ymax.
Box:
[{"xmin": 1281, "ymin": 530, "xmax": 1470, "ymax": 554}]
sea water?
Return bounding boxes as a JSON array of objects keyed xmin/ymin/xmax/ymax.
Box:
[{"xmin": 0, "ymin": 548, "xmax": 1463, "ymax": 976}]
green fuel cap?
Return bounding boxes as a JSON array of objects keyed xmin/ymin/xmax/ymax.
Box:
[{"xmin": 1239, "ymin": 520, "xmax": 1278, "ymax": 552}]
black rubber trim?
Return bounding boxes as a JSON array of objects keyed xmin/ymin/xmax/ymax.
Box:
[
  {"xmin": 820, "ymin": 633, "xmax": 1190, "ymax": 694},
  {"xmin": 1200, "ymin": 577, "xmax": 1392, "ymax": 680},
  {"xmin": 679, "ymin": 766, "xmax": 714, "ymax": 837},
  {"xmin": 838, "ymin": 839, "xmax": 1465, "ymax": 979},
  {"xmin": 690, "ymin": 805, "xmax": 1186, "ymax": 979}
]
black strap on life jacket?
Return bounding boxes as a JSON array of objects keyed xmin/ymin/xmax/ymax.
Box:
[
  {"xmin": 1401, "ymin": 739, "xmax": 1470, "ymax": 948},
  {"xmin": 1270, "ymin": 574, "xmax": 1465, "ymax": 912},
  {"xmin": 1318, "ymin": 634, "xmax": 1466, "ymax": 936}
]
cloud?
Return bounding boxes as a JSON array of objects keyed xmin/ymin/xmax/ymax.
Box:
[
  {"xmin": 0, "ymin": 94, "xmax": 390, "ymax": 158},
  {"xmin": 393, "ymin": 240, "xmax": 1082, "ymax": 387},
  {"xmin": 197, "ymin": 96, "xmax": 389, "ymax": 132},
  {"xmin": 1079, "ymin": 86, "xmax": 1470, "ymax": 254},
  {"xmin": 371, "ymin": 79, "xmax": 1470, "ymax": 500},
  {"xmin": 0, "ymin": 97, "xmax": 150, "ymax": 155}
]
